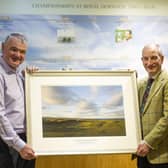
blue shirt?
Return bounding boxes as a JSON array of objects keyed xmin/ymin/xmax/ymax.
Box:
[{"xmin": 0, "ymin": 56, "xmax": 26, "ymax": 151}]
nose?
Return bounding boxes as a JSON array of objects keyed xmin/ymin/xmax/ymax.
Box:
[{"xmin": 14, "ymin": 50, "xmax": 23, "ymax": 58}]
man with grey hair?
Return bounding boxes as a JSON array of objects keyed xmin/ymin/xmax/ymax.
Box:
[
  {"xmin": 136, "ymin": 43, "xmax": 168, "ymax": 168},
  {"xmin": 0, "ymin": 33, "xmax": 36, "ymax": 168}
]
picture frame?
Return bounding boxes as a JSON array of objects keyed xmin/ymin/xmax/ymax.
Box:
[{"xmin": 25, "ymin": 70, "xmax": 141, "ymax": 155}]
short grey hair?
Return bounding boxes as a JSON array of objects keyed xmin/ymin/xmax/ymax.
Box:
[
  {"xmin": 4, "ymin": 32, "xmax": 27, "ymax": 44},
  {"xmin": 142, "ymin": 43, "xmax": 163, "ymax": 57}
]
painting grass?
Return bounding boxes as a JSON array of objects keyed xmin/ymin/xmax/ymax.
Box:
[{"xmin": 42, "ymin": 117, "xmax": 126, "ymax": 137}]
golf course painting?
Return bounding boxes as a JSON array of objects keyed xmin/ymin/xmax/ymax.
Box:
[{"xmin": 41, "ymin": 85, "xmax": 125, "ymax": 137}]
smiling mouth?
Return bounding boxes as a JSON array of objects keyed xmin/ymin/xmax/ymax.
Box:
[
  {"xmin": 11, "ymin": 57, "xmax": 22, "ymax": 62},
  {"xmin": 147, "ymin": 65, "xmax": 155, "ymax": 69}
]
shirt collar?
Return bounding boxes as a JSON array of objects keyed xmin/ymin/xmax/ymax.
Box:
[{"xmin": 149, "ymin": 70, "xmax": 162, "ymax": 80}]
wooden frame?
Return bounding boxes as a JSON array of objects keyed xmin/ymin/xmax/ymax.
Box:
[{"xmin": 25, "ymin": 70, "xmax": 141, "ymax": 155}]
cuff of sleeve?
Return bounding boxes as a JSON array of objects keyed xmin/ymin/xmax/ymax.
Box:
[
  {"xmin": 141, "ymin": 140, "xmax": 154, "ymax": 149},
  {"xmin": 13, "ymin": 135, "xmax": 26, "ymax": 152}
]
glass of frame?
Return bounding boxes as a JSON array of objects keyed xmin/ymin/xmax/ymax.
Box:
[{"xmin": 25, "ymin": 70, "xmax": 141, "ymax": 155}]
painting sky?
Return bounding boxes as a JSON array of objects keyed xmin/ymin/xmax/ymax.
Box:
[{"xmin": 41, "ymin": 85, "xmax": 124, "ymax": 119}]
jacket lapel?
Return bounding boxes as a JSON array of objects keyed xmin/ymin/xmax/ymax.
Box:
[{"xmin": 142, "ymin": 72, "xmax": 165, "ymax": 114}]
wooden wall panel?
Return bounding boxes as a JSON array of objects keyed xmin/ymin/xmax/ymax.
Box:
[{"xmin": 35, "ymin": 154, "xmax": 137, "ymax": 168}]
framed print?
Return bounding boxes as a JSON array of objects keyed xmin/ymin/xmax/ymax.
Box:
[{"xmin": 25, "ymin": 70, "xmax": 141, "ymax": 155}]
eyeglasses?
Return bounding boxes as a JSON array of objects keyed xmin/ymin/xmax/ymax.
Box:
[{"xmin": 4, "ymin": 32, "xmax": 27, "ymax": 43}]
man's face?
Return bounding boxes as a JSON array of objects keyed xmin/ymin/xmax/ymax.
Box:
[
  {"xmin": 2, "ymin": 37, "xmax": 27, "ymax": 70},
  {"xmin": 141, "ymin": 48, "xmax": 163, "ymax": 77}
]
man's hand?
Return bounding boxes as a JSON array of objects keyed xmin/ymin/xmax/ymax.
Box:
[
  {"xmin": 22, "ymin": 66, "xmax": 39, "ymax": 77},
  {"xmin": 26, "ymin": 66, "xmax": 39, "ymax": 74},
  {"xmin": 19, "ymin": 144, "xmax": 36, "ymax": 160},
  {"xmin": 136, "ymin": 142, "xmax": 150, "ymax": 157}
]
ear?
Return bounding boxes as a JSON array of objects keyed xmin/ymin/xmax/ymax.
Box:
[{"xmin": 161, "ymin": 55, "xmax": 164, "ymax": 64}]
